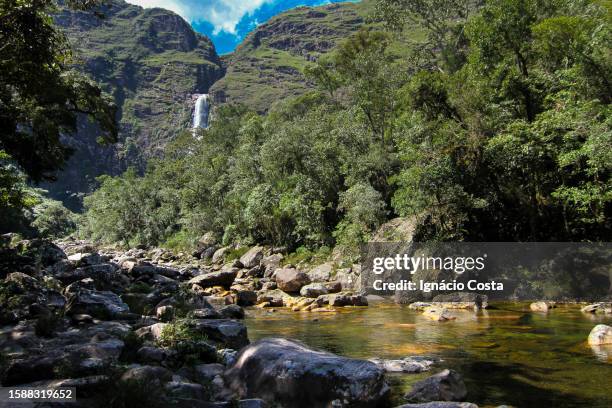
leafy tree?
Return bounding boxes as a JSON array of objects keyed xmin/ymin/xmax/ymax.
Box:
[{"xmin": 0, "ymin": 0, "xmax": 117, "ymax": 182}]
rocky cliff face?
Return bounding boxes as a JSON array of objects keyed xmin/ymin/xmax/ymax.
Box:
[
  {"xmin": 46, "ymin": 1, "xmax": 224, "ymax": 209},
  {"xmin": 47, "ymin": 1, "xmax": 371, "ymax": 209},
  {"xmin": 210, "ymin": 2, "xmax": 369, "ymax": 112}
]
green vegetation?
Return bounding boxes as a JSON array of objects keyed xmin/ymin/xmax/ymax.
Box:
[
  {"xmin": 82, "ymin": 0, "xmax": 610, "ymax": 251},
  {"xmin": 0, "ymin": 0, "xmax": 117, "ymax": 232}
]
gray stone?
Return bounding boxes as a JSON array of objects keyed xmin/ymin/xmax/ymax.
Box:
[
  {"xmin": 370, "ymin": 356, "xmax": 435, "ymax": 373},
  {"xmin": 588, "ymin": 324, "xmax": 612, "ymax": 345},
  {"xmin": 65, "ymin": 290, "xmax": 130, "ymax": 319},
  {"xmin": 192, "ymin": 319, "xmax": 249, "ymax": 349},
  {"xmin": 239, "ymin": 246, "xmax": 264, "ymax": 268},
  {"xmin": 300, "ymin": 282, "xmax": 329, "ymax": 298},
  {"xmin": 308, "ymin": 262, "xmax": 333, "ymax": 281},
  {"xmin": 225, "ymin": 338, "xmax": 389, "ymax": 407},
  {"xmin": 405, "ymin": 369, "xmax": 467, "ymax": 403},
  {"xmin": 189, "ymin": 269, "xmax": 238, "ymax": 288}
]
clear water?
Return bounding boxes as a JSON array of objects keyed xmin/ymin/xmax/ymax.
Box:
[{"xmin": 245, "ymin": 302, "xmax": 612, "ymax": 407}]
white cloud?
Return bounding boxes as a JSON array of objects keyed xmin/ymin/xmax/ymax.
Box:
[{"xmin": 126, "ymin": 0, "xmax": 273, "ymax": 34}]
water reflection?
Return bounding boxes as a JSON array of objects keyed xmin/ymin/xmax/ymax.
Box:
[{"xmin": 245, "ymin": 302, "xmax": 612, "ymax": 407}]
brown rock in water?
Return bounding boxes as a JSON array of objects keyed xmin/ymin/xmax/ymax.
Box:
[{"xmin": 530, "ymin": 301, "xmax": 556, "ymax": 312}]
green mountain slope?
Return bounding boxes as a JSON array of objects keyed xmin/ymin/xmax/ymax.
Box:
[
  {"xmin": 210, "ymin": 1, "xmax": 375, "ymax": 112},
  {"xmin": 46, "ymin": 0, "xmax": 224, "ymax": 208}
]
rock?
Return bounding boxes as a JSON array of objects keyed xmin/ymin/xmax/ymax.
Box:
[
  {"xmin": 212, "ymin": 247, "xmax": 231, "ymax": 264},
  {"xmin": 156, "ymin": 305, "xmax": 175, "ymax": 322},
  {"xmin": 137, "ymin": 346, "xmax": 175, "ymax": 364},
  {"xmin": 225, "ymin": 338, "xmax": 389, "ymax": 407},
  {"xmin": 422, "ymin": 306, "xmax": 455, "ymax": 322},
  {"xmin": 581, "ymin": 303, "xmax": 612, "ymax": 314},
  {"xmin": 432, "ymin": 292, "xmax": 488, "ymax": 309},
  {"xmin": 396, "ymin": 403, "xmax": 478, "ymax": 408},
  {"xmin": 235, "ymin": 290, "xmax": 257, "ymax": 306},
  {"xmin": 370, "ymin": 356, "xmax": 435, "ymax": 373},
  {"xmin": 308, "ymin": 262, "xmax": 333, "ymax": 281},
  {"xmin": 166, "ymin": 379, "xmax": 208, "ymax": 400},
  {"xmin": 262, "ymin": 254, "xmax": 283, "ymax": 277},
  {"xmin": 274, "ymin": 268, "xmax": 311, "ymax": 292},
  {"xmin": 300, "ymin": 282, "xmax": 329, "ymax": 298},
  {"xmin": 189, "ymin": 269, "xmax": 238, "ymax": 288},
  {"xmin": 257, "ymin": 288, "xmax": 291, "ymax": 307},
  {"xmin": 192, "ymin": 308, "xmax": 222, "ymax": 319},
  {"xmin": 240, "ymin": 246, "xmax": 264, "ymax": 268},
  {"xmin": 405, "ymin": 369, "xmax": 467, "ymax": 403},
  {"xmin": 327, "ymin": 293, "xmax": 368, "ymax": 307},
  {"xmin": 65, "ymin": 289, "xmax": 130, "ymax": 319},
  {"xmin": 324, "ymin": 281, "xmax": 342, "ymax": 293},
  {"xmin": 588, "ymin": 324, "xmax": 612, "ymax": 345},
  {"xmin": 121, "ymin": 365, "xmax": 173, "ymax": 385},
  {"xmin": 192, "ymin": 319, "xmax": 249, "ymax": 349},
  {"xmin": 67, "ymin": 252, "xmax": 102, "ymax": 266},
  {"xmin": 218, "ymin": 348, "xmax": 238, "ymax": 366},
  {"xmin": 409, "ymin": 302, "xmax": 433, "ymax": 311},
  {"xmin": 136, "ymin": 322, "xmax": 170, "ymax": 341},
  {"xmin": 220, "ymin": 304, "xmax": 245, "ymax": 319},
  {"xmin": 530, "ymin": 301, "xmax": 556, "ymax": 312}
]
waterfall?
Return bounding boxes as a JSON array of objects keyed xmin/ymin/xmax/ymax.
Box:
[{"xmin": 192, "ymin": 94, "xmax": 210, "ymax": 129}]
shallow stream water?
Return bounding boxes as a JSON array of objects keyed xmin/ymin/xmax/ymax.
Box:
[{"xmin": 245, "ymin": 301, "xmax": 612, "ymax": 407}]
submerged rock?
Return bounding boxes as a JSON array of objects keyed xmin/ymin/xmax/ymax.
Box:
[
  {"xmin": 581, "ymin": 303, "xmax": 612, "ymax": 314},
  {"xmin": 370, "ymin": 356, "xmax": 435, "ymax": 373},
  {"xmin": 225, "ymin": 337, "xmax": 389, "ymax": 407},
  {"xmin": 588, "ymin": 324, "xmax": 612, "ymax": 345},
  {"xmin": 529, "ymin": 301, "xmax": 556, "ymax": 312},
  {"xmin": 422, "ymin": 307, "xmax": 455, "ymax": 322},
  {"xmin": 404, "ymin": 369, "xmax": 467, "ymax": 403}
]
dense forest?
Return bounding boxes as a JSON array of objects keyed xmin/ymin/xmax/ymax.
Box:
[{"xmin": 1, "ymin": 0, "xmax": 611, "ymax": 255}]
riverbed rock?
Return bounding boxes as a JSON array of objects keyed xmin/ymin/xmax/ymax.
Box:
[
  {"xmin": 581, "ymin": 303, "xmax": 612, "ymax": 314},
  {"xmin": 300, "ymin": 282, "xmax": 329, "ymax": 298},
  {"xmin": 308, "ymin": 262, "xmax": 333, "ymax": 281},
  {"xmin": 370, "ymin": 356, "xmax": 435, "ymax": 373},
  {"xmin": 189, "ymin": 269, "xmax": 238, "ymax": 288},
  {"xmin": 530, "ymin": 301, "xmax": 556, "ymax": 312},
  {"xmin": 121, "ymin": 365, "xmax": 173, "ymax": 385},
  {"xmin": 422, "ymin": 307, "xmax": 455, "ymax": 322},
  {"xmin": 404, "ymin": 369, "xmax": 467, "ymax": 403},
  {"xmin": 588, "ymin": 324, "xmax": 612, "ymax": 345},
  {"xmin": 192, "ymin": 319, "xmax": 249, "ymax": 349},
  {"xmin": 225, "ymin": 338, "xmax": 389, "ymax": 407},
  {"xmin": 432, "ymin": 292, "xmax": 488, "ymax": 309},
  {"xmin": 65, "ymin": 289, "xmax": 130, "ymax": 319},
  {"xmin": 274, "ymin": 268, "xmax": 311, "ymax": 293},
  {"xmin": 240, "ymin": 246, "xmax": 264, "ymax": 268}
]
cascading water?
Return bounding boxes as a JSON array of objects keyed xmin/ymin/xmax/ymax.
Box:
[{"xmin": 192, "ymin": 94, "xmax": 210, "ymax": 130}]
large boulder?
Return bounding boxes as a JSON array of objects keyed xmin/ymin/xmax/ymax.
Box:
[
  {"xmin": 588, "ymin": 324, "xmax": 612, "ymax": 345},
  {"xmin": 189, "ymin": 269, "xmax": 238, "ymax": 288},
  {"xmin": 308, "ymin": 263, "xmax": 333, "ymax": 282},
  {"xmin": 225, "ymin": 338, "xmax": 389, "ymax": 407},
  {"xmin": 274, "ymin": 268, "xmax": 311, "ymax": 293},
  {"xmin": 581, "ymin": 303, "xmax": 612, "ymax": 314},
  {"xmin": 404, "ymin": 369, "xmax": 467, "ymax": 403},
  {"xmin": 240, "ymin": 246, "xmax": 264, "ymax": 268},
  {"xmin": 65, "ymin": 289, "xmax": 130, "ymax": 319},
  {"xmin": 192, "ymin": 319, "xmax": 249, "ymax": 349}
]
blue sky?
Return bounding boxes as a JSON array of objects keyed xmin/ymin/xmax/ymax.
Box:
[{"xmin": 126, "ymin": 0, "xmax": 358, "ymax": 54}]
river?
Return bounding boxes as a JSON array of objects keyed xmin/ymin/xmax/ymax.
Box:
[{"xmin": 245, "ymin": 301, "xmax": 612, "ymax": 407}]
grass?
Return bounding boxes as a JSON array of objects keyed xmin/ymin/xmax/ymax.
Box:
[{"xmin": 282, "ymin": 245, "xmax": 332, "ymax": 267}]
